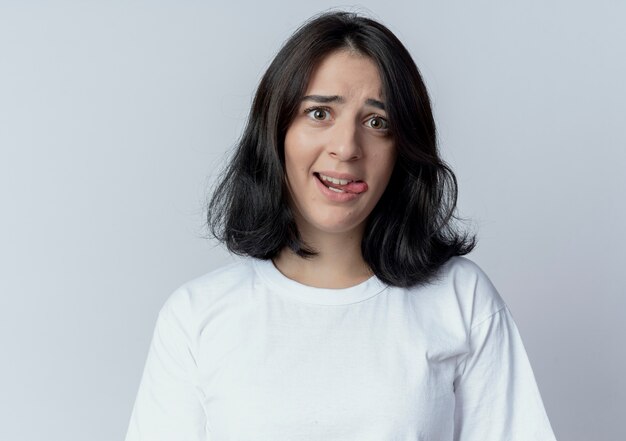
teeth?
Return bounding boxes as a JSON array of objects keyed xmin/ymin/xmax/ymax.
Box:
[
  {"xmin": 319, "ymin": 173, "xmax": 351, "ymax": 185},
  {"xmin": 327, "ymin": 186, "xmax": 345, "ymax": 193}
]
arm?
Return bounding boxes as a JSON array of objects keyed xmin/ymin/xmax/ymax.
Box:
[
  {"xmin": 452, "ymin": 306, "xmax": 557, "ymax": 440},
  {"xmin": 125, "ymin": 290, "xmax": 208, "ymax": 441}
]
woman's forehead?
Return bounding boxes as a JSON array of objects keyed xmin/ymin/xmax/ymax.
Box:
[{"xmin": 303, "ymin": 50, "xmax": 385, "ymax": 103}]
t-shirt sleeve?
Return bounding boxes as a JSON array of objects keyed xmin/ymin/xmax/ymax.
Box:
[
  {"xmin": 125, "ymin": 289, "xmax": 208, "ymax": 441},
  {"xmin": 452, "ymin": 305, "xmax": 558, "ymax": 440}
]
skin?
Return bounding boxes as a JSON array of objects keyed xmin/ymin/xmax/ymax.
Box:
[{"xmin": 272, "ymin": 49, "xmax": 397, "ymax": 289}]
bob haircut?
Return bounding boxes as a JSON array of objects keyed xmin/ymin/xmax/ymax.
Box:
[{"xmin": 207, "ymin": 10, "xmax": 476, "ymax": 288}]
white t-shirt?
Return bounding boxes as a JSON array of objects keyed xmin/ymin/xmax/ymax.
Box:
[{"xmin": 125, "ymin": 256, "xmax": 557, "ymax": 440}]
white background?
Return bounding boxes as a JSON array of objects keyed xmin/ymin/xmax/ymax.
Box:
[{"xmin": 1, "ymin": 1, "xmax": 624, "ymax": 440}]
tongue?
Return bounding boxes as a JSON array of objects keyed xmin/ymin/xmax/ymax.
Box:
[
  {"xmin": 325, "ymin": 179, "xmax": 368, "ymax": 193},
  {"xmin": 344, "ymin": 180, "xmax": 368, "ymax": 193}
]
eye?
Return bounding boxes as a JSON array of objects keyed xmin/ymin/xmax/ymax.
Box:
[
  {"xmin": 304, "ymin": 106, "xmax": 331, "ymax": 121},
  {"xmin": 365, "ymin": 115, "xmax": 389, "ymax": 131}
]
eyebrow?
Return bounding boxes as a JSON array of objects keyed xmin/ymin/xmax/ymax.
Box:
[{"xmin": 301, "ymin": 95, "xmax": 386, "ymax": 111}]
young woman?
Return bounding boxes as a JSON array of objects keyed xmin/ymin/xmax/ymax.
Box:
[{"xmin": 125, "ymin": 11, "xmax": 558, "ymax": 441}]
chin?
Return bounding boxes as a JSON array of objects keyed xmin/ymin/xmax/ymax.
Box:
[
  {"xmin": 294, "ymin": 206, "xmax": 370, "ymax": 237},
  {"xmin": 310, "ymin": 218, "xmax": 368, "ymax": 236}
]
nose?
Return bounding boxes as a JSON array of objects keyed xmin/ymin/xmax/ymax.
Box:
[{"xmin": 327, "ymin": 117, "xmax": 363, "ymax": 161}]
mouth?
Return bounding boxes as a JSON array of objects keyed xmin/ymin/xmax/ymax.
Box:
[{"xmin": 313, "ymin": 172, "xmax": 368, "ymax": 194}]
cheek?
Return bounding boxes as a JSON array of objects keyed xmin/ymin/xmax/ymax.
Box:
[
  {"xmin": 371, "ymin": 148, "xmax": 397, "ymax": 180},
  {"xmin": 284, "ymin": 154, "xmax": 309, "ymax": 185},
  {"xmin": 284, "ymin": 129, "xmax": 316, "ymax": 181},
  {"xmin": 283, "ymin": 132, "xmax": 300, "ymax": 176}
]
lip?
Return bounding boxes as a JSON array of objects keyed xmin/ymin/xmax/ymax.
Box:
[
  {"xmin": 315, "ymin": 170, "xmax": 364, "ymax": 182},
  {"xmin": 314, "ymin": 173, "xmax": 364, "ymax": 202}
]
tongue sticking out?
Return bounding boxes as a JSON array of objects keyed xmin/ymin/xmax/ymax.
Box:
[
  {"xmin": 343, "ymin": 180, "xmax": 368, "ymax": 193},
  {"xmin": 318, "ymin": 175, "xmax": 368, "ymax": 193}
]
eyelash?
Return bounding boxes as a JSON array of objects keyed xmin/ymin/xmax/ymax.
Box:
[{"xmin": 303, "ymin": 106, "xmax": 390, "ymax": 132}]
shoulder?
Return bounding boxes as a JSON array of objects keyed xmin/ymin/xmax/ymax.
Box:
[
  {"xmin": 439, "ymin": 255, "xmax": 497, "ymax": 287},
  {"xmin": 158, "ymin": 256, "xmax": 257, "ymax": 321},
  {"xmin": 434, "ymin": 256, "xmax": 507, "ymax": 329}
]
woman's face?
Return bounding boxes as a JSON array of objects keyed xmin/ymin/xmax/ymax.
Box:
[{"xmin": 283, "ymin": 50, "xmax": 397, "ymax": 239}]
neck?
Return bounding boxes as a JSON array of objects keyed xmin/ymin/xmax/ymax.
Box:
[{"xmin": 272, "ymin": 226, "xmax": 373, "ymax": 289}]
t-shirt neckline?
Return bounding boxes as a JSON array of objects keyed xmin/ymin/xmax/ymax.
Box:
[{"xmin": 251, "ymin": 257, "xmax": 389, "ymax": 306}]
